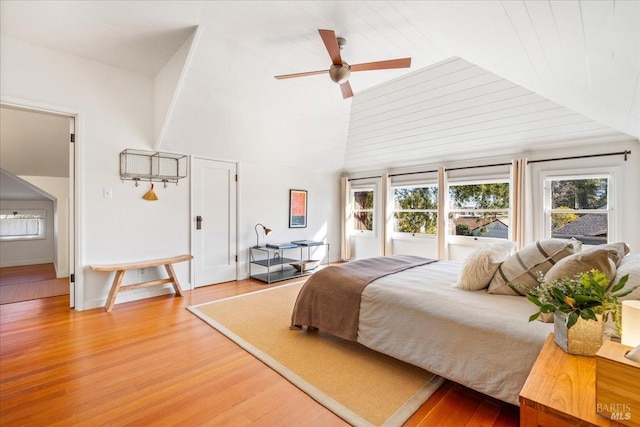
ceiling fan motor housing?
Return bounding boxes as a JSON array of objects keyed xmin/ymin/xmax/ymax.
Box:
[{"xmin": 329, "ymin": 63, "xmax": 351, "ymax": 84}]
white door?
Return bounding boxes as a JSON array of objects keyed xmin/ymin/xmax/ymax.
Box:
[{"xmin": 193, "ymin": 158, "xmax": 237, "ymax": 287}]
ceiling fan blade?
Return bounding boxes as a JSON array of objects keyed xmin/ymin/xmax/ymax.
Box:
[
  {"xmin": 340, "ymin": 81, "xmax": 354, "ymax": 99},
  {"xmin": 318, "ymin": 29, "xmax": 342, "ymax": 66},
  {"xmin": 274, "ymin": 69, "xmax": 329, "ymax": 80},
  {"xmin": 350, "ymin": 57, "xmax": 412, "ymax": 72}
]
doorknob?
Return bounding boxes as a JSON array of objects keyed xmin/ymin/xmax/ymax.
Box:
[{"xmin": 196, "ymin": 215, "xmax": 203, "ymax": 230}]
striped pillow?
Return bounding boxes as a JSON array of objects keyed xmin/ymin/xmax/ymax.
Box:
[{"xmin": 487, "ymin": 239, "xmax": 581, "ymax": 296}]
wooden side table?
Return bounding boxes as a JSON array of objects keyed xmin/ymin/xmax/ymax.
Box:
[{"xmin": 520, "ymin": 333, "xmax": 625, "ymax": 427}]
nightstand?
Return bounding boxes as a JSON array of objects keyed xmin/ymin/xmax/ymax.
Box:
[{"xmin": 520, "ymin": 333, "xmax": 625, "ymax": 427}]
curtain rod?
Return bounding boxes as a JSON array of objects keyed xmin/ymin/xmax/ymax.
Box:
[
  {"xmin": 446, "ymin": 162, "xmax": 511, "ymax": 172},
  {"xmin": 348, "ymin": 175, "xmax": 381, "ymax": 182},
  {"xmin": 348, "ymin": 150, "xmax": 631, "ymax": 181},
  {"xmin": 389, "ymin": 169, "xmax": 438, "ymax": 178},
  {"xmin": 527, "ymin": 150, "xmax": 631, "ymax": 164}
]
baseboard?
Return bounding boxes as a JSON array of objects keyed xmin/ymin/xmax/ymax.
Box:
[{"xmin": 83, "ymin": 284, "xmax": 185, "ymax": 311}]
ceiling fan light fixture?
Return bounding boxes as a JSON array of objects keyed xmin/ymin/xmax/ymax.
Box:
[{"xmin": 329, "ymin": 63, "xmax": 351, "ymax": 84}]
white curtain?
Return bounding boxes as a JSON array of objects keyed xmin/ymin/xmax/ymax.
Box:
[
  {"xmin": 437, "ymin": 166, "xmax": 448, "ymax": 260},
  {"xmin": 340, "ymin": 177, "xmax": 352, "ymax": 261},
  {"xmin": 510, "ymin": 158, "xmax": 531, "ymax": 250},
  {"xmin": 381, "ymin": 173, "xmax": 392, "ymax": 256}
]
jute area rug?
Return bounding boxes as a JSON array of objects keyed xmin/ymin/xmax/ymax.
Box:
[
  {"xmin": 188, "ymin": 281, "xmax": 443, "ymax": 427},
  {"xmin": 0, "ymin": 278, "xmax": 70, "ymax": 305}
]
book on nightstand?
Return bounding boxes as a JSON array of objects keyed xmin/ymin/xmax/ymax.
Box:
[
  {"xmin": 290, "ymin": 240, "xmax": 324, "ymax": 246},
  {"xmin": 265, "ymin": 243, "xmax": 298, "ymax": 249}
]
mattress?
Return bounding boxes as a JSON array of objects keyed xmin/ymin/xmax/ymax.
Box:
[{"xmin": 357, "ymin": 260, "xmax": 553, "ymax": 405}]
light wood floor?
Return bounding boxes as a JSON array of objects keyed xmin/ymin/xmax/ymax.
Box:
[{"xmin": 0, "ymin": 277, "xmax": 519, "ymax": 426}]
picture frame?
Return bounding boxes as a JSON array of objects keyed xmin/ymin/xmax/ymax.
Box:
[{"xmin": 289, "ymin": 189, "xmax": 307, "ymax": 228}]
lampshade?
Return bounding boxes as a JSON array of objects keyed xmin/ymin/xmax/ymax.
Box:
[
  {"xmin": 254, "ymin": 223, "xmax": 271, "ymax": 248},
  {"xmin": 621, "ymin": 300, "xmax": 640, "ymax": 347}
]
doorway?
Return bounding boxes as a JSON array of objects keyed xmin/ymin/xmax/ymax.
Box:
[
  {"xmin": 0, "ymin": 103, "xmax": 76, "ymax": 307},
  {"xmin": 192, "ymin": 157, "xmax": 237, "ymax": 287}
]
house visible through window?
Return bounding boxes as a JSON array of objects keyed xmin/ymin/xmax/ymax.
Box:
[
  {"xmin": 392, "ymin": 185, "xmax": 438, "ymax": 235},
  {"xmin": 546, "ymin": 176, "xmax": 610, "ymax": 245},
  {"xmin": 352, "ymin": 189, "xmax": 374, "ymax": 233},
  {"xmin": 448, "ymin": 181, "xmax": 510, "ymax": 239},
  {"xmin": 0, "ymin": 210, "xmax": 46, "ymax": 241}
]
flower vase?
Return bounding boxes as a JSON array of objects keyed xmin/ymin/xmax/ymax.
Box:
[{"xmin": 554, "ymin": 312, "xmax": 603, "ymax": 356}]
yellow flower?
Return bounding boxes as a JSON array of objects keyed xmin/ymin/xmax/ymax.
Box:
[{"xmin": 564, "ymin": 296, "xmax": 575, "ymax": 308}]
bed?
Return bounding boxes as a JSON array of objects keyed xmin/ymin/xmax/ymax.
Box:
[{"xmin": 291, "ymin": 256, "xmax": 554, "ymax": 405}]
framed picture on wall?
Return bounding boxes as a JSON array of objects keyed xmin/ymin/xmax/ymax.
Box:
[{"xmin": 289, "ymin": 189, "xmax": 307, "ymax": 228}]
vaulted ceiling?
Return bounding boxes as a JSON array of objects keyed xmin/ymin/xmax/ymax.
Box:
[{"xmin": 1, "ymin": 1, "xmax": 638, "ymax": 173}]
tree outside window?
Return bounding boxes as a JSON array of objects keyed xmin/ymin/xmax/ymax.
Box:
[
  {"xmin": 448, "ymin": 181, "xmax": 510, "ymax": 239},
  {"xmin": 352, "ymin": 189, "xmax": 374, "ymax": 232},
  {"xmin": 393, "ymin": 186, "xmax": 438, "ymax": 235}
]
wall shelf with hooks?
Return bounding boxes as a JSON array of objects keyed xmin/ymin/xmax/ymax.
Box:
[{"xmin": 120, "ymin": 149, "xmax": 187, "ymax": 187}]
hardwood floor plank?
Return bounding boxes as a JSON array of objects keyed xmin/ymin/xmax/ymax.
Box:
[{"xmin": 0, "ymin": 279, "xmax": 520, "ymax": 426}]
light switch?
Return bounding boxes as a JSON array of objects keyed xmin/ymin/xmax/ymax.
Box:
[{"xmin": 103, "ymin": 187, "xmax": 113, "ymax": 199}]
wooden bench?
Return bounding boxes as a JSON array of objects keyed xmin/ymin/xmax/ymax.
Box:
[{"xmin": 91, "ymin": 254, "xmax": 193, "ymax": 312}]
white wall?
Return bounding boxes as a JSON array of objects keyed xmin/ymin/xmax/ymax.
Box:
[
  {"xmin": 19, "ymin": 176, "xmax": 69, "ymax": 277},
  {"xmin": 239, "ymin": 161, "xmax": 341, "ymax": 277},
  {"xmin": 0, "ymin": 199, "xmax": 54, "ymax": 267},
  {"xmin": 1, "ymin": 36, "xmax": 191, "ymax": 310}
]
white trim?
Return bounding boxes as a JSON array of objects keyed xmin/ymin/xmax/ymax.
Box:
[
  {"xmin": 0, "ymin": 95, "xmax": 83, "ymax": 310},
  {"xmin": 540, "ymin": 168, "xmax": 619, "ymax": 243}
]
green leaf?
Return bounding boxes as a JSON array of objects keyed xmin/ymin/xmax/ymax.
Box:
[
  {"xmin": 552, "ymin": 287, "xmax": 567, "ymax": 303},
  {"xmin": 526, "ymin": 294, "xmax": 543, "ymax": 307},
  {"xmin": 613, "ymin": 284, "xmax": 639, "ymax": 299},
  {"xmin": 540, "ymin": 303, "xmax": 556, "ymax": 313},
  {"xmin": 610, "ymin": 274, "xmax": 629, "ymax": 293},
  {"xmin": 529, "ymin": 312, "xmax": 541, "ymax": 322},
  {"xmin": 567, "ymin": 312, "xmax": 579, "ymax": 329},
  {"xmin": 580, "ymin": 308, "xmax": 597, "ymax": 321},
  {"xmin": 573, "ymin": 295, "xmax": 598, "ymax": 305}
]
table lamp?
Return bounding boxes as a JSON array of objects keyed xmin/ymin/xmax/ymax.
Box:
[
  {"xmin": 622, "ymin": 300, "xmax": 640, "ymax": 347},
  {"xmin": 254, "ymin": 223, "xmax": 272, "ymax": 248}
]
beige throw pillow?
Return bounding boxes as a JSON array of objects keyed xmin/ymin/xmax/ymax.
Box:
[
  {"xmin": 544, "ymin": 248, "xmax": 617, "ymax": 284},
  {"xmin": 582, "ymin": 242, "xmax": 630, "ymax": 267},
  {"xmin": 453, "ymin": 241, "xmax": 516, "ymax": 291},
  {"xmin": 487, "ymin": 239, "xmax": 580, "ymax": 296}
]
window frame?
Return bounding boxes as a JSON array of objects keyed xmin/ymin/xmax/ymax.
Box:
[
  {"xmin": 447, "ymin": 178, "xmax": 511, "ymax": 241},
  {"xmin": 542, "ymin": 172, "xmax": 615, "ymax": 245},
  {"xmin": 390, "ymin": 183, "xmax": 438, "ymax": 238},
  {"xmin": 350, "ymin": 186, "xmax": 376, "ymax": 236},
  {"xmin": 0, "ymin": 209, "xmax": 47, "ymax": 241}
]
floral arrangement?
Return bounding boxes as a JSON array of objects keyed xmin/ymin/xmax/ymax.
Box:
[{"xmin": 527, "ymin": 269, "xmax": 635, "ymax": 332}]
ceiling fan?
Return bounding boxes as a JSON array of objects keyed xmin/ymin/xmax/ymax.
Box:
[{"xmin": 274, "ymin": 29, "xmax": 412, "ymax": 99}]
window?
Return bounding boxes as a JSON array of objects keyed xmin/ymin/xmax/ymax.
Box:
[
  {"xmin": 545, "ymin": 175, "xmax": 610, "ymax": 245},
  {"xmin": 392, "ymin": 185, "xmax": 438, "ymax": 235},
  {"xmin": 0, "ymin": 210, "xmax": 46, "ymax": 241},
  {"xmin": 351, "ymin": 188, "xmax": 374, "ymax": 233},
  {"xmin": 448, "ymin": 181, "xmax": 510, "ymax": 239}
]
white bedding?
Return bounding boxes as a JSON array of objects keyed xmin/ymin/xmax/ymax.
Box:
[{"xmin": 357, "ymin": 260, "xmax": 553, "ymax": 405}]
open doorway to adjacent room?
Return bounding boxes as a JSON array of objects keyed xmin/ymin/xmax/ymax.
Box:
[{"xmin": 0, "ymin": 105, "xmax": 75, "ymax": 307}]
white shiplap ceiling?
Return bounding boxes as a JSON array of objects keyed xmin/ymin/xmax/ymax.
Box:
[{"xmin": 0, "ymin": 1, "xmax": 638, "ymax": 172}]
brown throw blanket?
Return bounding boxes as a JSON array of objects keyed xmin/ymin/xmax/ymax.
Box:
[{"xmin": 291, "ymin": 255, "xmax": 438, "ymax": 341}]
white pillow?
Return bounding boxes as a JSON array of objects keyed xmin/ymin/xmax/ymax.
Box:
[
  {"xmin": 603, "ymin": 253, "xmax": 639, "ymax": 338},
  {"xmin": 453, "ymin": 241, "xmax": 516, "ymax": 291}
]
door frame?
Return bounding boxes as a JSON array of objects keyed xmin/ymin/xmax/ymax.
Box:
[
  {"xmin": 1, "ymin": 95, "xmax": 83, "ymax": 309},
  {"xmin": 189, "ymin": 155, "xmax": 239, "ymax": 288}
]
